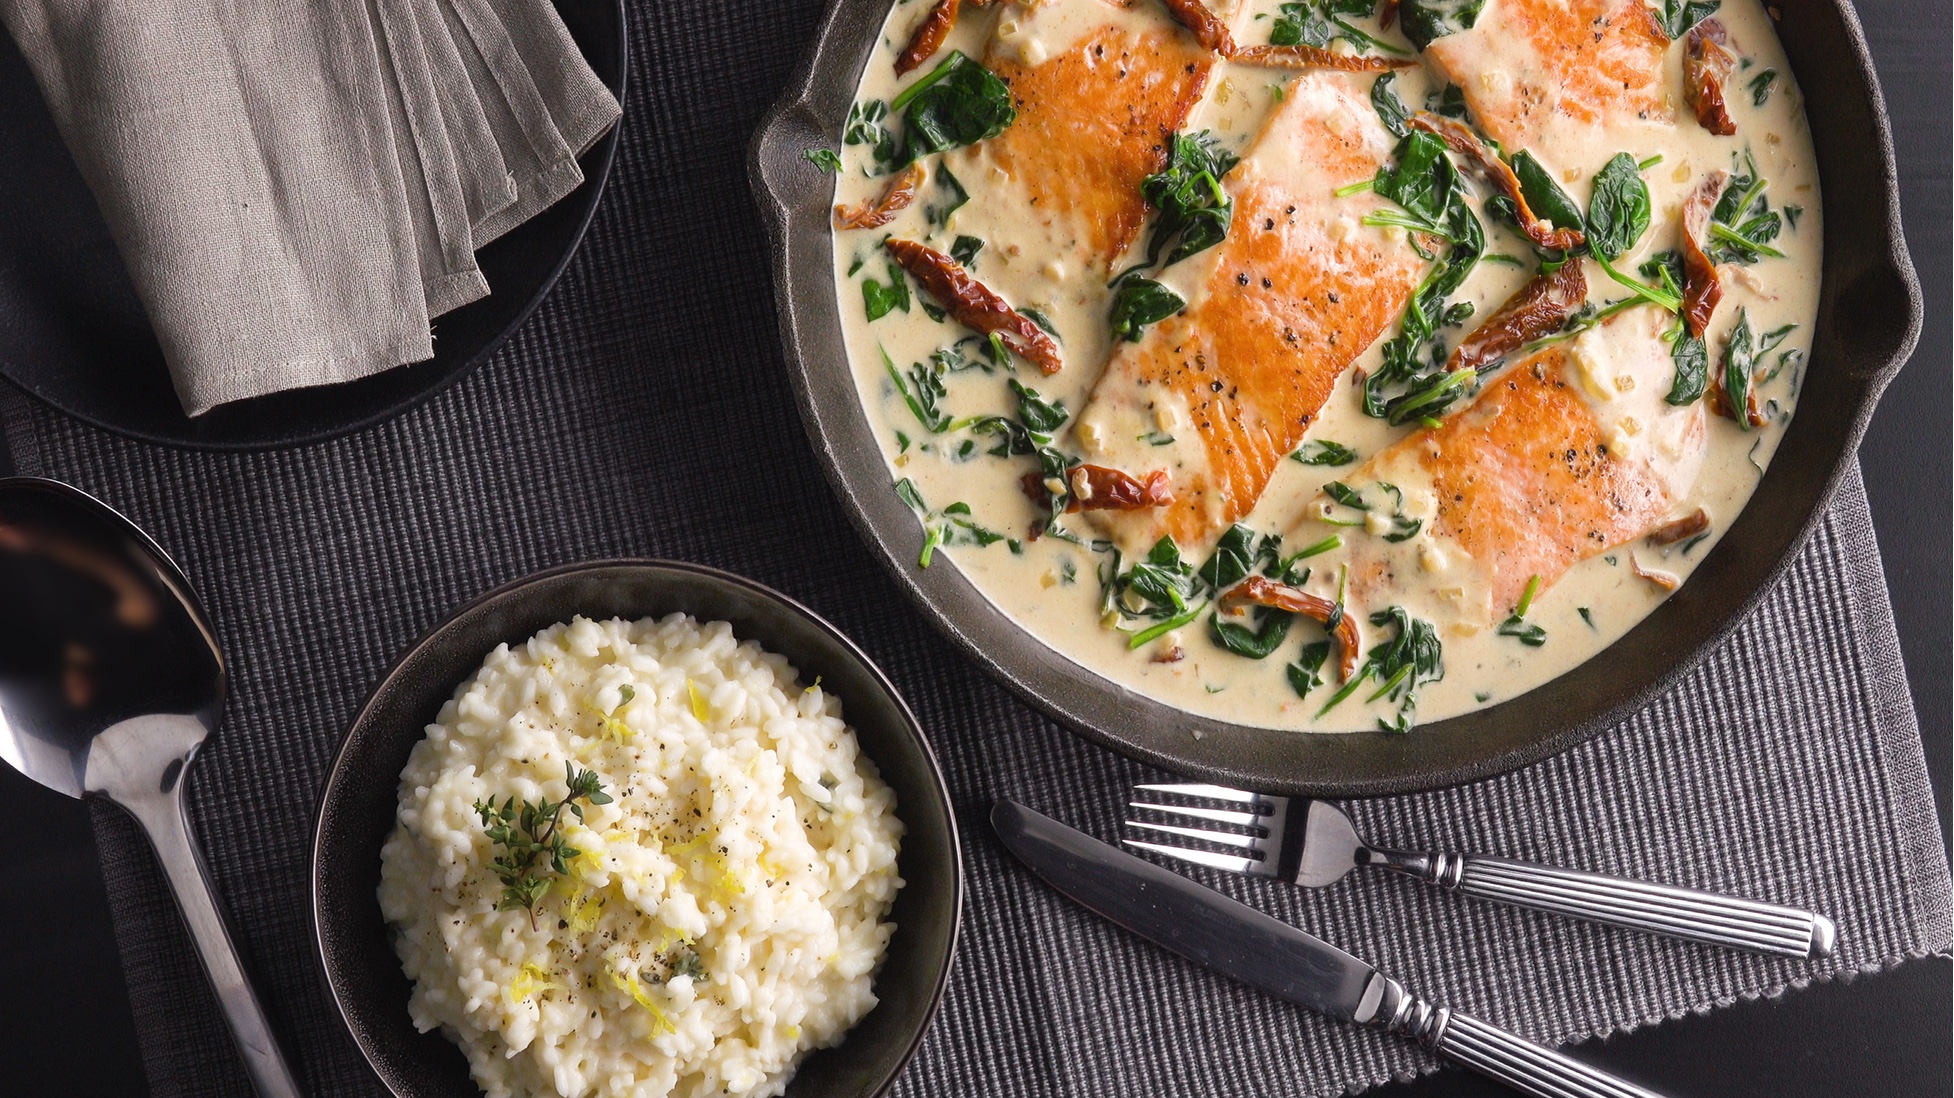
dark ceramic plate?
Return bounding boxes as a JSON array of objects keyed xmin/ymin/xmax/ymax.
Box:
[
  {"xmin": 311, "ymin": 561, "xmax": 962, "ymax": 1098},
  {"xmin": 0, "ymin": 0, "xmax": 625, "ymax": 452},
  {"xmin": 750, "ymin": 0, "xmax": 1923, "ymax": 797}
]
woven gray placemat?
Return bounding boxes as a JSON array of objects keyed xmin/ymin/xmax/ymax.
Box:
[{"xmin": 2, "ymin": 1, "xmax": 1948, "ymax": 1094}]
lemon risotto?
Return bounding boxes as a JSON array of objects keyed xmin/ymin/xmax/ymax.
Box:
[{"xmin": 378, "ymin": 614, "xmax": 904, "ymax": 1098}]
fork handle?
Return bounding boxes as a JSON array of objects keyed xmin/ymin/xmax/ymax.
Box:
[{"xmin": 1404, "ymin": 852, "xmax": 1834, "ymax": 959}]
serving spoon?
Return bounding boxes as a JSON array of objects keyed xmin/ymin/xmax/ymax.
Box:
[{"xmin": 0, "ymin": 477, "xmax": 300, "ymax": 1097}]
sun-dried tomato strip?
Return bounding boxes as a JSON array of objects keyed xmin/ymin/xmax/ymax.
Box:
[
  {"xmin": 895, "ymin": 0, "xmax": 959, "ymax": 75},
  {"xmin": 1160, "ymin": 0, "xmax": 1235, "ymax": 55},
  {"xmin": 1378, "ymin": 0, "xmax": 1400, "ymax": 30},
  {"xmin": 1408, "ymin": 114, "xmax": 1586, "ymax": 252},
  {"xmin": 1230, "ymin": 44, "xmax": 1417, "ymax": 71},
  {"xmin": 1630, "ymin": 554, "xmax": 1680, "ymax": 591},
  {"xmin": 1646, "ymin": 507, "xmax": 1711, "ymax": 546},
  {"xmin": 1680, "ymin": 169, "xmax": 1728, "ymax": 337},
  {"xmin": 833, "ymin": 163, "xmax": 925, "ymax": 230},
  {"xmin": 1684, "ymin": 19, "xmax": 1738, "ymax": 136},
  {"xmin": 885, "ymin": 238, "xmax": 1064, "ymax": 373},
  {"xmin": 1065, "ymin": 466, "xmax": 1174, "ymax": 512},
  {"xmin": 1446, "ymin": 263, "xmax": 1587, "ymax": 373},
  {"xmin": 1220, "ymin": 575, "xmax": 1362, "ymax": 682}
]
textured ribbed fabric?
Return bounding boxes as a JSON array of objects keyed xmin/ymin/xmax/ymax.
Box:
[{"xmin": 0, "ymin": 1, "xmax": 1947, "ymax": 1095}]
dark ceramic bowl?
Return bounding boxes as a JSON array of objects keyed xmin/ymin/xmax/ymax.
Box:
[
  {"xmin": 311, "ymin": 561, "xmax": 962, "ymax": 1098},
  {"xmin": 749, "ymin": 0, "xmax": 1923, "ymax": 797}
]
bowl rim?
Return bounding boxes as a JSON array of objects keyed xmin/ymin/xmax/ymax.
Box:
[
  {"xmin": 307, "ymin": 557, "xmax": 965, "ymax": 1098},
  {"xmin": 746, "ymin": 0, "xmax": 1925, "ymax": 798}
]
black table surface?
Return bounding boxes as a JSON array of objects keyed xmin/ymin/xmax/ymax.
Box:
[{"xmin": 6, "ymin": 3, "xmax": 1948, "ymax": 1095}]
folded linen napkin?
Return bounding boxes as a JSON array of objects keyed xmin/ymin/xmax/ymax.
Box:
[{"xmin": 0, "ymin": 0, "xmax": 619, "ymax": 416}]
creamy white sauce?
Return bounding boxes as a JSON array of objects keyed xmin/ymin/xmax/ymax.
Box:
[{"xmin": 830, "ymin": 0, "xmax": 1821, "ymax": 732}]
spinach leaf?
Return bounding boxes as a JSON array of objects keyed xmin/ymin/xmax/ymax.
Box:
[
  {"xmin": 845, "ymin": 100, "xmax": 899, "ymax": 171},
  {"xmin": 1584, "ymin": 152, "xmax": 1651, "ymax": 262},
  {"xmin": 1370, "ymin": 72, "xmax": 1410, "ymax": 137},
  {"xmin": 1429, "ymin": 83, "xmax": 1470, "ymax": 119},
  {"xmin": 861, "ymin": 261, "xmax": 910, "ymax": 321},
  {"xmin": 1316, "ymin": 606, "xmax": 1443, "ymax": 730},
  {"xmin": 1133, "ymin": 131, "xmax": 1240, "ymax": 274},
  {"xmin": 1722, "ymin": 308, "xmax": 1756, "ymax": 430},
  {"xmin": 1748, "ymin": 68, "xmax": 1779, "ymax": 106},
  {"xmin": 802, "ymin": 148, "xmax": 842, "ymax": 173},
  {"xmin": 1210, "ymin": 607, "xmax": 1293, "ymax": 659},
  {"xmin": 1382, "ymin": 366, "xmax": 1477, "ymax": 426},
  {"xmin": 1107, "ymin": 536, "xmax": 1200, "ymax": 622},
  {"xmin": 1196, "ymin": 524, "xmax": 1260, "ymax": 590},
  {"xmin": 1109, "ymin": 278, "xmax": 1186, "ymax": 342},
  {"xmin": 1324, "ymin": 481, "xmax": 1369, "ymax": 510},
  {"xmin": 1269, "ymin": 0, "xmax": 1404, "ymax": 55},
  {"xmin": 1655, "ymin": 0, "xmax": 1720, "ymax": 41},
  {"xmin": 1496, "ymin": 617, "xmax": 1547, "ymax": 646},
  {"xmin": 1372, "ymin": 131, "xmax": 1454, "ymax": 228},
  {"xmin": 1706, "ymin": 157, "xmax": 1786, "ymax": 265},
  {"xmin": 950, "ymin": 234, "xmax": 984, "ymax": 268},
  {"xmin": 1286, "ymin": 641, "xmax": 1332, "ymax": 697},
  {"xmin": 1397, "ymin": 0, "xmax": 1487, "ymax": 50},
  {"xmin": 893, "ymin": 52, "xmax": 1016, "ymax": 165},
  {"xmin": 894, "ymin": 481, "xmax": 1008, "ymax": 568},
  {"xmin": 1664, "ymin": 321, "xmax": 1710, "ymax": 405},
  {"xmin": 929, "ymin": 167, "xmax": 970, "ymax": 226},
  {"xmin": 1510, "ymin": 151, "xmax": 1586, "ymax": 237},
  {"xmin": 1011, "ymin": 377, "xmax": 1069, "ymax": 434},
  {"xmin": 882, "ymin": 346, "xmax": 950, "ymax": 431},
  {"xmin": 1291, "ymin": 440, "xmax": 1358, "ymax": 466}
]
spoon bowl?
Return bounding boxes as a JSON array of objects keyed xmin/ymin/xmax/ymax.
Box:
[{"xmin": 0, "ymin": 476, "xmax": 300, "ymax": 1097}]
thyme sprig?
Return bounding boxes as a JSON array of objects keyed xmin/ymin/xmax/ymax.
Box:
[{"xmin": 475, "ymin": 763, "xmax": 614, "ymax": 920}]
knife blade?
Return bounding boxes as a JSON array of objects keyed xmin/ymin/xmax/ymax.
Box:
[
  {"xmin": 992, "ymin": 796, "xmax": 1389, "ymax": 1023},
  {"xmin": 993, "ymin": 799, "xmax": 1668, "ymax": 1098}
]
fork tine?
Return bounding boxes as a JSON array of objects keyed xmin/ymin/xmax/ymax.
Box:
[
  {"xmin": 1124, "ymin": 819, "xmax": 1261, "ymax": 850},
  {"xmin": 1133, "ymin": 782, "xmax": 1262, "ymax": 804},
  {"xmin": 1122, "ymin": 838, "xmax": 1259, "ymax": 874},
  {"xmin": 1129, "ymin": 801, "xmax": 1261, "ymax": 828}
]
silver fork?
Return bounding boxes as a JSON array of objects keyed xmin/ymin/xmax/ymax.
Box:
[{"xmin": 1125, "ymin": 783, "xmax": 1836, "ymax": 959}]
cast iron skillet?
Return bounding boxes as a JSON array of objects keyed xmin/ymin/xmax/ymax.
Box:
[
  {"xmin": 311, "ymin": 561, "xmax": 962, "ymax": 1098},
  {"xmin": 0, "ymin": 0, "xmax": 625, "ymax": 451},
  {"xmin": 749, "ymin": 0, "xmax": 1923, "ymax": 797}
]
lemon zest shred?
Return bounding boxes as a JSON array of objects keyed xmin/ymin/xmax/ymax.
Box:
[
  {"xmin": 582, "ymin": 699, "xmax": 635, "ymax": 743},
  {"xmin": 687, "ymin": 679, "xmax": 710, "ymax": 722},
  {"xmin": 608, "ymin": 967, "xmax": 677, "ymax": 1035},
  {"xmin": 785, "ymin": 1024, "xmax": 800, "ymax": 1040},
  {"xmin": 509, "ymin": 961, "xmax": 564, "ymax": 1004}
]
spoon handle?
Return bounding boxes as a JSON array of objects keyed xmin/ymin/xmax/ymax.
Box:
[{"xmin": 98, "ymin": 720, "xmax": 303, "ymax": 1098}]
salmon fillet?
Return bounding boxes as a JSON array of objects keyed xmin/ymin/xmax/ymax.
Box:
[
  {"xmin": 946, "ymin": 0, "xmax": 1213, "ymax": 271},
  {"xmin": 1321, "ymin": 306, "xmax": 1706, "ymax": 626},
  {"xmin": 1421, "ymin": 0, "xmax": 1671, "ymax": 155},
  {"xmin": 1073, "ymin": 71, "xmax": 1425, "ymax": 555}
]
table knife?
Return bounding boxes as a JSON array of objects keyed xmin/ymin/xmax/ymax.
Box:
[{"xmin": 993, "ymin": 799, "xmax": 1667, "ymax": 1098}]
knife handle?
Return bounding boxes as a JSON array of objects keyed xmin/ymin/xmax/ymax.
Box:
[
  {"xmin": 1412, "ymin": 853, "xmax": 1835, "ymax": 959},
  {"xmin": 1379, "ymin": 987, "xmax": 1664, "ymax": 1098}
]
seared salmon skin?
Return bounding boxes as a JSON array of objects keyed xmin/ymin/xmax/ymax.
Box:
[
  {"xmin": 1308, "ymin": 305, "xmax": 1707, "ymax": 627},
  {"xmin": 1421, "ymin": 0, "xmax": 1671, "ymax": 155},
  {"xmin": 1074, "ymin": 71, "xmax": 1425, "ymax": 556},
  {"xmin": 946, "ymin": 0, "xmax": 1214, "ymax": 272}
]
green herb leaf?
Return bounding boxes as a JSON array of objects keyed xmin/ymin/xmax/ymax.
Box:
[
  {"xmin": 1748, "ymin": 68, "xmax": 1779, "ymax": 106},
  {"xmin": 1324, "ymin": 481, "xmax": 1369, "ymax": 510},
  {"xmin": 1655, "ymin": 0, "xmax": 1720, "ymax": 41},
  {"xmin": 802, "ymin": 147, "xmax": 842, "ymax": 173},
  {"xmin": 1286, "ymin": 641, "xmax": 1333, "ymax": 697},
  {"xmin": 1584, "ymin": 152, "xmax": 1652, "ymax": 262},
  {"xmin": 1510, "ymin": 151, "xmax": 1586, "ymax": 238},
  {"xmin": 1397, "ymin": 0, "xmax": 1487, "ymax": 50},
  {"xmin": 1109, "ymin": 278, "xmax": 1186, "ymax": 342},
  {"xmin": 1722, "ymin": 307, "xmax": 1756, "ymax": 431},
  {"xmin": 1291, "ymin": 440, "xmax": 1358, "ymax": 466},
  {"xmin": 893, "ymin": 52, "xmax": 1016, "ymax": 165},
  {"xmin": 950, "ymin": 234, "xmax": 984, "ymax": 268},
  {"xmin": 473, "ymin": 763, "xmax": 611, "ymax": 918},
  {"xmin": 1664, "ymin": 320, "xmax": 1710, "ymax": 405},
  {"xmin": 844, "ymin": 99, "xmax": 898, "ymax": 172},
  {"xmin": 1210, "ymin": 605, "xmax": 1293, "ymax": 659},
  {"xmin": 1496, "ymin": 616, "xmax": 1547, "ymax": 646},
  {"xmin": 1131, "ymin": 131, "xmax": 1240, "ymax": 274},
  {"xmin": 861, "ymin": 261, "xmax": 911, "ymax": 321},
  {"xmin": 1370, "ymin": 71, "xmax": 1411, "ymax": 138}
]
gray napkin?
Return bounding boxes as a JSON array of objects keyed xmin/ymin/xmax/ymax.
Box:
[{"xmin": 0, "ymin": 0, "xmax": 619, "ymax": 416}]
